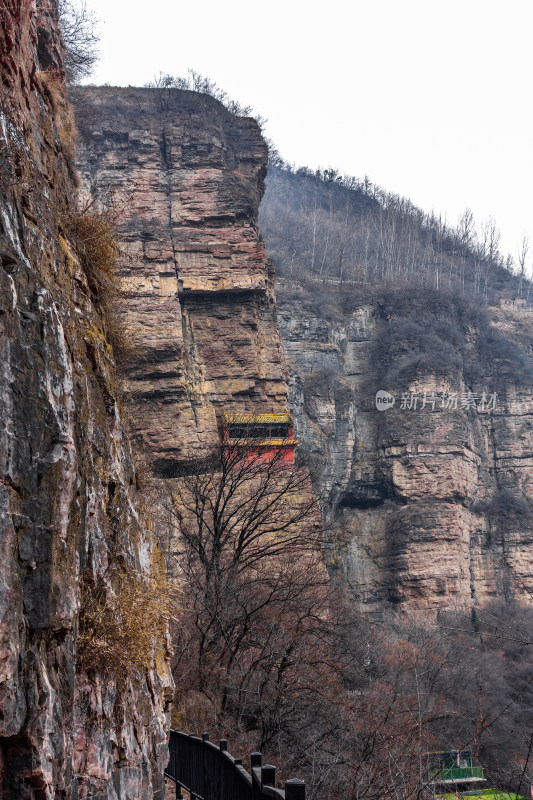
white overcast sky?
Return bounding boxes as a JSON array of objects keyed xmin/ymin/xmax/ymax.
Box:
[{"xmin": 83, "ymin": 0, "xmax": 533, "ymax": 262}]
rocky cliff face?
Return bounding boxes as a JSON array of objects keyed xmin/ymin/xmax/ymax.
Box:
[
  {"xmin": 75, "ymin": 89, "xmax": 324, "ymax": 756},
  {"xmin": 74, "ymin": 87, "xmax": 533, "ymax": 622},
  {"xmin": 75, "ymin": 88, "xmax": 289, "ymax": 475},
  {"xmin": 0, "ymin": 3, "xmax": 171, "ymax": 797},
  {"xmin": 277, "ymin": 281, "xmax": 533, "ymax": 615}
]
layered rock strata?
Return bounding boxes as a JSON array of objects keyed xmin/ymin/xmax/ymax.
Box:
[
  {"xmin": 76, "ymin": 88, "xmax": 289, "ymax": 474},
  {"xmin": 0, "ymin": 3, "xmax": 171, "ymax": 796},
  {"xmin": 71, "ymin": 83, "xmax": 533, "ymax": 623},
  {"xmin": 277, "ymin": 282, "xmax": 533, "ymax": 615}
]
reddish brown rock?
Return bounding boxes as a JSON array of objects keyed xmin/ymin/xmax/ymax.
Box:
[
  {"xmin": 0, "ymin": 4, "xmax": 171, "ymax": 797},
  {"xmin": 73, "ymin": 87, "xmax": 533, "ymax": 621},
  {"xmin": 76, "ymin": 88, "xmax": 289, "ymax": 473}
]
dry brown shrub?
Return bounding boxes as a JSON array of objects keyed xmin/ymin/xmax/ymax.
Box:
[
  {"xmin": 64, "ymin": 200, "xmax": 139, "ymax": 367},
  {"xmin": 77, "ymin": 562, "xmax": 178, "ymax": 682},
  {"xmin": 171, "ymin": 690, "xmax": 216, "ymax": 733},
  {"xmin": 36, "ymin": 69, "xmax": 65, "ymax": 110},
  {"xmin": 65, "ymin": 203, "xmax": 120, "ymax": 297}
]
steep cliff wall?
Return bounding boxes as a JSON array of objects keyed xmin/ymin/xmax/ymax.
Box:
[
  {"xmin": 0, "ymin": 3, "xmax": 171, "ymax": 797},
  {"xmin": 277, "ymin": 280, "xmax": 533, "ymax": 615},
  {"xmin": 76, "ymin": 88, "xmax": 289, "ymax": 474},
  {"xmin": 74, "ymin": 87, "xmax": 533, "ymax": 621}
]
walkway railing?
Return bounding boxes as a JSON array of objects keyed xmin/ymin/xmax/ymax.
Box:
[
  {"xmin": 430, "ymin": 765, "xmax": 484, "ymax": 782},
  {"xmin": 165, "ymin": 730, "xmax": 305, "ymax": 800}
]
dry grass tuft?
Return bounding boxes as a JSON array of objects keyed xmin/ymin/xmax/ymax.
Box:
[
  {"xmin": 77, "ymin": 562, "xmax": 177, "ymax": 682},
  {"xmin": 65, "ymin": 203, "xmax": 120, "ymax": 297}
]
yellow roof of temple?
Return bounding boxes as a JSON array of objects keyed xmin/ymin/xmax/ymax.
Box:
[{"xmin": 221, "ymin": 412, "xmax": 293, "ymax": 425}]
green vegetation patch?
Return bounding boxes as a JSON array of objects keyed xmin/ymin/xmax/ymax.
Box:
[{"xmin": 438, "ymin": 791, "xmax": 528, "ymax": 800}]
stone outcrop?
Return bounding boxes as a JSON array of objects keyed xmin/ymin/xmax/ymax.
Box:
[
  {"xmin": 75, "ymin": 86, "xmax": 533, "ymax": 622},
  {"xmin": 277, "ymin": 281, "xmax": 533, "ymax": 615},
  {"xmin": 76, "ymin": 88, "xmax": 289, "ymax": 474},
  {"xmin": 0, "ymin": 3, "xmax": 171, "ymax": 796}
]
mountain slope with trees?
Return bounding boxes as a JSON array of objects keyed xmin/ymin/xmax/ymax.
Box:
[{"xmin": 261, "ymin": 163, "xmax": 530, "ymax": 301}]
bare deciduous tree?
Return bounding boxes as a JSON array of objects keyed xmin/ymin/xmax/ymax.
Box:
[
  {"xmin": 518, "ymin": 235, "xmax": 530, "ymax": 299},
  {"xmin": 145, "ymin": 69, "xmax": 260, "ymax": 121},
  {"xmin": 260, "ymin": 166, "xmax": 526, "ymax": 302},
  {"xmin": 164, "ymin": 439, "xmax": 325, "ymax": 733},
  {"xmin": 162, "ymin": 440, "xmax": 469, "ymax": 799},
  {"xmin": 58, "ymin": 0, "xmax": 99, "ymax": 83}
]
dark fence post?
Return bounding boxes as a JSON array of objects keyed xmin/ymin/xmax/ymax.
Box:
[
  {"xmin": 251, "ymin": 752, "xmax": 262, "ymax": 800},
  {"xmin": 285, "ymin": 778, "xmax": 306, "ymax": 800},
  {"xmin": 220, "ymin": 738, "xmax": 228, "ymax": 752},
  {"xmin": 261, "ymin": 765, "xmax": 276, "ymax": 787},
  {"xmin": 202, "ymin": 732, "xmax": 210, "ymax": 742}
]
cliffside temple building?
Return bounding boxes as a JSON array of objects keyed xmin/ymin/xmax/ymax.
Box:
[
  {"xmin": 219, "ymin": 412, "xmax": 297, "ymax": 465},
  {"xmin": 428, "ymin": 751, "xmax": 485, "ymax": 797}
]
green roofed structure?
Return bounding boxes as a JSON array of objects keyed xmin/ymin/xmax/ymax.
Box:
[{"xmin": 428, "ymin": 751, "xmax": 486, "ymax": 797}]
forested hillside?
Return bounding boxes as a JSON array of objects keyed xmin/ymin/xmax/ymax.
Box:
[{"xmin": 261, "ymin": 164, "xmax": 530, "ymax": 301}]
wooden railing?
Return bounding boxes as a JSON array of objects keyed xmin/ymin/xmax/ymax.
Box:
[{"xmin": 165, "ymin": 730, "xmax": 305, "ymax": 800}]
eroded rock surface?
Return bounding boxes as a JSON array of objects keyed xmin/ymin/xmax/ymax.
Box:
[
  {"xmin": 75, "ymin": 87, "xmax": 533, "ymax": 620},
  {"xmin": 76, "ymin": 88, "xmax": 289, "ymax": 475},
  {"xmin": 0, "ymin": 3, "xmax": 171, "ymax": 796},
  {"xmin": 277, "ymin": 282, "xmax": 533, "ymax": 615}
]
